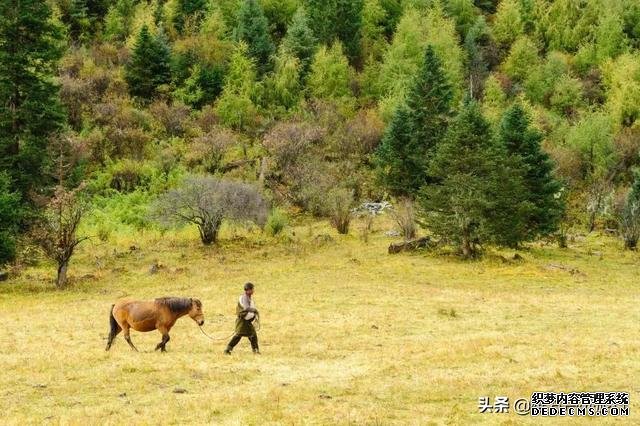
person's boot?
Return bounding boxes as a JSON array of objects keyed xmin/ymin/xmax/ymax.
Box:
[
  {"xmin": 223, "ymin": 347, "xmax": 232, "ymax": 355},
  {"xmin": 253, "ymin": 348, "xmax": 260, "ymax": 354}
]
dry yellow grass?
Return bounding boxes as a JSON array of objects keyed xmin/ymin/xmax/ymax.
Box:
[{"xmin": 1, "ymin": 217, "xmax": 638, "ymax": 425}]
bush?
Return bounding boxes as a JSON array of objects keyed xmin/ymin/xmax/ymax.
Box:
[
  {"xmin": 390, "ymin": 198, "xmax": 417, "ymax": 240},
  {"xmin": 184, "ymin": 127, "xmax": 237, "ymax": 173},
  {"xmin": 149, "ymin": 100, "xmax": 192, "ymax": 137},
  {"xmin": 327, "ymin": 188, "xmax": 354, "ymax": 235},
  {"xmin": 90, "ymin": 190, "xmax": 155, "ymax": 231},
  {"xmin": 265, "ymin": 208, "xmax": 288, "ymax": 236},
  {"xmin": 152, "ymin": 176, "xmax": 268, "ymax": 244}
]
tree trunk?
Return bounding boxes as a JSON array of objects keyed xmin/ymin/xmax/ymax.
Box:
[
  {"xmin": 56, "ymin": 261, "xmax": 68, "ymax": 288},
  {"xmin": 461, "ymin": 231, "xmax": 472, "ymax": 258},
  {"xmin": 199, "ymin": 221, "xmax": 220, "ymax": 245},
  {"xmin": 557, "ymin": 232, "xmax": 568, "ymax": 249},
  {"xmin": 258, "ymin": 157, "xmax": 267, "ymax": 186},
  {"xmin": 624, "ymin": 237, "xmax": 637, "ymax": 250}
]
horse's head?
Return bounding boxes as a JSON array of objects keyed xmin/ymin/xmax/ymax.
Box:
[{"xmin": 189, "ymin": 298, "xmax": 205, "ymax": 326}]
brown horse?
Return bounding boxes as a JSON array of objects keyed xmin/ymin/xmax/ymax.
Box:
[{"xmin": 106, "ymin": 297, "xmax": 205, "ymax": 352}]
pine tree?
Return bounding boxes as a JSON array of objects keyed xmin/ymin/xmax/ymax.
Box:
[
  {"xmin": 492, "ymin": 0, "xmax": 523, "ymax": 46},
  {"xmin": 0, "ymin": 0, "xmax": 65, "ymax": 199},
  {"xmin": 498, "ymin": 104, "xmax": 564, "ymax": 240},
  {"xmin": 375, "ymin": 45, "xmax": 453, "ymax": 197},
  {"xmin": 375, "ymin": 105, "xmax": 417, "ymax": 196},
  {"xmin": 281, "ymin": 7, "xmax": 317, "ymax": 76},
  {"xmin": 303, "ymin": 0, "xmax": 362, "ymax": 65},
  {"xmin": 125, "ymin": 25, "xmax": 172, "ymax": 101},
  {"xmin": 418, "ymin": 100, "xmax": 522, "ymax": 257},
  {"xmin": 306, "ymin": 43, "xmax": 353, "ymax": 102},
  {"xmin": 216, "ymin": 43, "xmax": 258, "ymax": 130},
  {"xmin": 174, "ymin": 0, "xmax": 208, "ymax": 34},
  {"xmin": 86, "ymin": 0, "xmax": 109, "ymax": 23},
  {"xmin": 362, "ymin": 0, "xmax": 388, "ymax": 62},
  {"xmin": 336, "ymin": 0, "xmax": 364, "ymax": 64},
  {"xmin": 304, "ymin": 0, "xmax": 338, "ymax": 45},
  {"xmin": 262, "ymin": 51, "xmax": 303, "ymax": 114},
  {"xmin": 104, "ymin": 0, "xmax": 135, "ymax": 42},
  {"xmin": 236, "ymin": 0, "xmax": 275, "ymax": 75},
  {"xmin": 0, "ymin": 173, "xmax": 22, "ymax": 266},
  {"xmin": 405, "ymin": 46, "xmax": 453, "ymax": 176},
  {"xmin": 67, "ymin": 0, "xmax": 90, "ymax": 42}
]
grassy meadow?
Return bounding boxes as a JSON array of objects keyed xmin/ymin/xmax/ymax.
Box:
[{"xmin": 1, "ymin": 217, "xmax": 639, "ymax": 425}]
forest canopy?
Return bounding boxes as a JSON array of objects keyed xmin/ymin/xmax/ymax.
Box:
[{"xmin": 2, "ymin": 0, "xmax": 640, "ymax": 270}]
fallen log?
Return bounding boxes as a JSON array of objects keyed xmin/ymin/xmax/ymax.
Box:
[{"xmin": 388, "ymin": 236, "xmax": 432, "ymax": 254}]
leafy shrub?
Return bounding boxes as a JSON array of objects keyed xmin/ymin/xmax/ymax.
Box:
[
  {"xmin": 265, "ymin": 208, "xmax": 288, "ymax": 236},
  {"xmin": 184, "ymin": 126, "xmax": 237, "ymax": 173},
  {"xmin": 91, "ymin": 190, "xmax": 155, "ymax": 231},
  {"xmin": 149, "ymin": 100, "xmax": 193, "ymax": 137},
  {"xmin": 327, "ymin": 188, "xmax": 355, "ymax": 235}
]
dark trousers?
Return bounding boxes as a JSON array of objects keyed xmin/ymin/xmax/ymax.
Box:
[{"xmin": 227, "ymin": 334, "xmax": 259, "ymax": 351}]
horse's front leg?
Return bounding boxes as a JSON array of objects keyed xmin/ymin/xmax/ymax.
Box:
[{"xmin": 155, "ymin": 327, "xmax": 170, "ymax": 352}]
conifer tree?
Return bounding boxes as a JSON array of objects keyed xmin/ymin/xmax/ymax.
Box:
[
  {"xmin": 336, "ymin": 0, "xmax": 364, "ymax": 64},
  {"xmin": 362, "ymin": 0, "xmax": 388, "ymax": 62},
  {"xmin": 0, "ymin": 0, "xmax": 65, "ymax": 199},
  {"xmin": 306, "ymin": 43, "xmax": 352, "ymax": 102},
  {"xmin": 304, "ymin": 0, "xmax": 337, "ymax": 45},
  {"xmin": 497, "ymin": 104, "xmax": 564, "ymax": 240},
  {"xmin": 0, "ymin": 173, "xmax": 22, "ymax": 266},
  {"xmin": 405, "ymin": 46, "xmax": 453, "ymax": 175},
  {"xmin": 375, "ymin": 105, "xmax": 416, "ymax": 196},
  {"xmin": 104, "ymin": 0, "xmax": 135, "ymax": 42},
  {"xmin": 262, "ymin": 51, "xmax": 303, "ymax": 114},
  {"xmin": 236, "ymin": 0, "xmax": 275, "ymax": 75},
  {"xmin": 418, "ymin": 99, "xmax": 532, "ymax": 254},
  {"xmin": 66, "ymin": 0, "xmax": 90, "ymax": 42},
  {"xmin": 281, "ymin": 7, "xmax": 317, "ymax": 76},
  {"xmin": 303, "ymin": 0, "xmax": 362, "ymax": 65},
  {"xmin": 125, "ymin": 25, "xmax": 172, "ymax": 101},
  {"xmin": 216, "ymin": 43, "xmax": 258, "ymax": 130},
  {"xmin": 174, "ymin": 0, "xmax": 208, "ymax": 34},
  {"xmin": 375, "ymin": 46, "xmax": 453, "ymax": 197}
]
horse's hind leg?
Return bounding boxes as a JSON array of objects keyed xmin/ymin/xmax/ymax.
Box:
[
  {"xmin": 122, "ymin": 325, "xmax": 139, "ymax": 352},
  {"xmin": 106, "ymin": 306, "xmax": 122, "ymax": 351},
  {"xmin": 105, "ymin": 326, "xmax": 121, "ymax": 351}
]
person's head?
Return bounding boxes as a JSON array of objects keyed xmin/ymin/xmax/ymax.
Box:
[{"xmin": 244, "ymin": 282, "xmax": 255, "ymax": 296}]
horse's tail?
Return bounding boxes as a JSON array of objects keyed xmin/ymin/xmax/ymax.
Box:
[
  {"xmin": 109, "ymin": 303, "xmax": 117, "ymax": 328},
  {"xmin": 106, "ymin": 304, "xmax": 119, "ymax": 351}
]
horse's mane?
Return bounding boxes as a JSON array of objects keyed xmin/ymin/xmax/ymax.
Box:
[{"xmin": 155, "ymin": 297, "xmax": 192, "ymax": 313}]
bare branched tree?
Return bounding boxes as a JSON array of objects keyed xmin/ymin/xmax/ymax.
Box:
[
  {"xmin": 33, "ymin": 185, "xmax": 89, "ymax": 288},
  {"xmin": 152, "ymin": 176, "xmax": 268, "ymax": 245}
]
